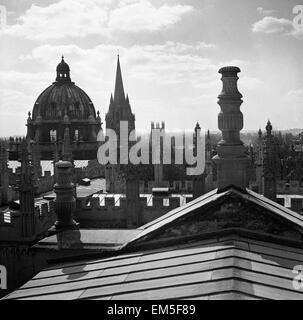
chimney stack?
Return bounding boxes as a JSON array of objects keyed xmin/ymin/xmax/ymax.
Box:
[
  {"xmin": 213, "ymin": 66, "xmax": 249, "ymax": 191},
  {"xmin": 53, "ymin": 161, "xmax": 77, "ymax": 229}
]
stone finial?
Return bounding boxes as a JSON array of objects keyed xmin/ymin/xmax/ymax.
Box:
[
  {"xmin": 27, "ymin": 111, "xmax": 32, "ymax": 124},
  {"xmin": 54, "ymin": 161, "xmax": 77, "ymax": 229},
  {"xmin": 212, "ymin": 66, "xmax": 249, "ymax": 190},
  {"xmin": 266, "ymin": 120, "xmax": 272, "ymax": 135}
]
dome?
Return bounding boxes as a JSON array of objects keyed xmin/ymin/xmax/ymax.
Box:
[{"xmin": 32, "ymin": 57, "xmax": 96, "ymax": 121}]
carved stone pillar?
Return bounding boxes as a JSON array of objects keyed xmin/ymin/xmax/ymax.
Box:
[
  {"xmin": 54, "ymin": 161, "xmax": 77, "ymax": 229},
  {"xmin": 212, "ymin": 66, "xmax": 249, "ymax": 190}
]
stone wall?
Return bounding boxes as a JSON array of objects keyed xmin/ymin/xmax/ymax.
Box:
[{"xmin": 75, "ymin": 195, "xmax": 193, "ymax": 228}]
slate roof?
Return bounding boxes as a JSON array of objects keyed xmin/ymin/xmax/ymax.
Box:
[
  {"xmin": 3, "ymin": 186, "xmax": 303, "ymax": 300},
  {"xmin": 3, "ymin": 235, "xmax": 303, "ymax": 300}
]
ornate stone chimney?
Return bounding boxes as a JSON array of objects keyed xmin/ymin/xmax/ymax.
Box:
[
  {"xmin": 53, "ymin": 161, "xmax": 77, "ymax": 229},
  {"xmin": 212, "ymin": 66, "xmax": 249, "ymax": 190}
]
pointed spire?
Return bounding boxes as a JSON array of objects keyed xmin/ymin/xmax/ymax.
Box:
[
  {"xmin": 110, "ymin": 93, "xmax": 114, "ymax": 104},
  {"xmin": 114, "ymin": 54, "xmax": 125, "ymax": 104},
  {"xmin": 126, "ymin": 94, "xmax": 129, "ymax": 104}
]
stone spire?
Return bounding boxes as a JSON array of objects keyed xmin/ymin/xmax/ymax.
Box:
[
  {"xmin": 114, "ymin": 54, "xmax": 125, "ymax": 104},
  {"xmin": 212, "ymin": 66, "xmax": 249, "ymax": 190},
  {"xmin": 106, "ymin": 55, "xmax": 135, "ymax": 135},
  {"xmin": 16, "ymin": 139, "xmax": 36, "ymax": 238},
  {"xmin": 30, "ymin": 140, "xmax": 42, "ymax": 182}
]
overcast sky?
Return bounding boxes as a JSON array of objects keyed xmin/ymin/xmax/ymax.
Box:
[{"xmin": 0, "ymin": 0, "xmax": 302, "ymax": 136}]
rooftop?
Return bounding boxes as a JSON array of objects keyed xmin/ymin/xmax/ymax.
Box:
[{"xmin": 4, "ymin": 235, "xmax": 303, "ymax": 300}]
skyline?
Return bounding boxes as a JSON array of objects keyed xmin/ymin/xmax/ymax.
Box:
[{"xmin": 0, "ymin": 0, "xmax": 303, "ymax": 137}]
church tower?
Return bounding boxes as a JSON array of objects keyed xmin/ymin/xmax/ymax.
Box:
[
  {"xmin": 105, "ymin": 55, "xmax": 136, "ymax": 193},
  {"xmin": 105, "ymin": 55, "xmax": 135, "ymax": 137}
]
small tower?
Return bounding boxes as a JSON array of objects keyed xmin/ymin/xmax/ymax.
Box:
[
  {"xmin": 30, "ymin": 140, "xmax": 42, "ymax": 184},
  {"xmin": 212, "ymin": 66, "xmax": 249, "ymax": 190},
  {"xmin": 263, "ymin": 121, "xmax": 278, "ymax": 201},
  {"xmin": 151, "ymin": 121, "xmax": 165, "ymax": 186},
  {"xmin": 15, "ymin": 139, "xmax": 36, "ymax": 239},
  {"xmin": 255, "ymin": 128, "xmax": 263, "ymax": 193},
  {"xmin": 105, "ymin": 55, "xmax": 135, "ymax": 137},
  {"xmin": 192, "ymin": 122, "xmax": 205, "ymax": 198},
  {"xmin": 0, "ymin": 145, "xmax": 9, "ymax": 205},
  {"xmin": 104, "ymin": 55, "xmax": 135, "ymax": 193}
]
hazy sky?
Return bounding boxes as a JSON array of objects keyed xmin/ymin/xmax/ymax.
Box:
[{"xmin": 0, "ymin": 0, "xmax": 302, "ymax": 136}]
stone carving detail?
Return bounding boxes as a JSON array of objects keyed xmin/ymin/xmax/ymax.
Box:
[{"xmin": 134, "ymin": 194, "xmax": 303, "ymax": 245}]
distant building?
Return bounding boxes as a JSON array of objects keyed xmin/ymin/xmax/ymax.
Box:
[{"xmin": 20, "ymin": 56, "xmax": 102, "ymax": 160}]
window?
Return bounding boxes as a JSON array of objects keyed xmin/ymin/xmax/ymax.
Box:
[
  {"xmin": 74, "ymin": 129, "xmax": 79, "ymax": 141},
  {"xmin": 163, "ymin": 198, "xmax": 169, "ymax": 206},
  {"xmin": 4, "ymin": 212, "xmax": 11, "ymax": 224},
  {"xmin": 50, "ymin": 129, "xmax": 57, "ymax": 142}
]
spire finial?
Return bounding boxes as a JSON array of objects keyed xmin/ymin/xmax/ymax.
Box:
[{"xmin": 114, "ymin": 54, "xmax": 125, "ymax": 103}]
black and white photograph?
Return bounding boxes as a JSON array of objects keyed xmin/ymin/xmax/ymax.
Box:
[{"xmin": 0, "ymin": 0, "xmax": 303, "ymax": 308}]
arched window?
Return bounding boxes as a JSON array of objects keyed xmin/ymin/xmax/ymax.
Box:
[{"xmin": 50, "ymin": 129, "xmax": 57, "ymax": 142}]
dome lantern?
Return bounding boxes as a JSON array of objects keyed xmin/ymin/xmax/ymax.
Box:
[{"xmin": 56, "ymin": 55, "xmax": 71, "ymax": 83}]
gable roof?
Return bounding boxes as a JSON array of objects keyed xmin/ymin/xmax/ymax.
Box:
[{"xmin": 123, "ymin": 186, "xmax": 303, "ymax": 250}]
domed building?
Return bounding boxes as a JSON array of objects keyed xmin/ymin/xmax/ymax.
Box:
[{"xmin": 26, "ymin": 56, "xmax": 102, "ymax": 160}]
